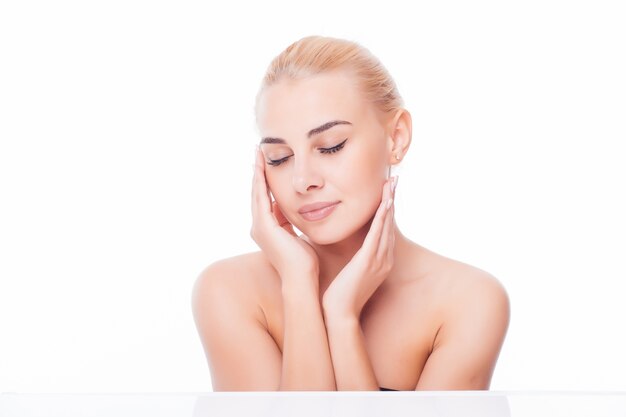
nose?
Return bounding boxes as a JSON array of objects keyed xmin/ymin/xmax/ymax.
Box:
[{"xmin": 292, "ymin": 156, "xmax": 323, "ymax": 194}]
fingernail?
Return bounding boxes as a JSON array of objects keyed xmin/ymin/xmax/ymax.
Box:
[
  {"xmin": 386, "ymin": 198, "xmax": 393, "ymax": 209},
  {"xmin": 391, "ymin": 176, "xmax": 398, "ymax": 193}
]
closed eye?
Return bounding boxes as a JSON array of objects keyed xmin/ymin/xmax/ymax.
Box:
[
  {"xmin": 267, "ymin": 138, "xmax": 348, "ymax": 166},
  {"xmin": 319, "ymin": 138, "xmax": 348, "ymax": 154}
]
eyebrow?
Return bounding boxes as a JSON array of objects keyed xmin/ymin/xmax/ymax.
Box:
[{"xmin": 260, "ymin": 120, "xmax": 352, "ymax": 145}]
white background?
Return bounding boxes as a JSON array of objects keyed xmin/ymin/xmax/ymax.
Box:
[{"xmin": 1, "ymin": 0, "xmax": 624, "ymax": 393}]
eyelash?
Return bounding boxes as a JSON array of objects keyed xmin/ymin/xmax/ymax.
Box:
[{"xmin": 266, "ymin": 138, "xmax": 348, "ymax": 167}]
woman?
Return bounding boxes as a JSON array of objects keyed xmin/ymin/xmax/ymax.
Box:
[{"xmin": 192, "ymin": 35, "xmax": 510, "ymax": 391}]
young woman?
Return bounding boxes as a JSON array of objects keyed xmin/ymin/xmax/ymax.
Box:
[{"xmin": 192, "ymin": 35, "xmax": 510, "ymax": 391}]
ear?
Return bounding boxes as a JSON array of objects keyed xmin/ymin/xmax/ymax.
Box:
[{"xmin": 386, "ymin": 109, "xmax": 412, "ymax": 165}]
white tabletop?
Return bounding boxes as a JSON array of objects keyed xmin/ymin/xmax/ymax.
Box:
[{"xmin": 1, "ymin": 391, "xmax": 625, "ymax": 417}]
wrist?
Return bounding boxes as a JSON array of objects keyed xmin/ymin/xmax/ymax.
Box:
[
  {"xmin": 322, "ymin": 303, "xmax": 359, "ymax": 324},
  {"xmin": 280, "ymin": 271, "xmax": 320, "ymax": 297}
]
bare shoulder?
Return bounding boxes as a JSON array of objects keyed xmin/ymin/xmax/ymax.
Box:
[
  {"xmin": 451, "ymin": 261, "xmax": 510, "ymax": 321},
  {"xmin": 446, "ymin": 263, "xmax": 510, "ymax": 336},
  {"xmin": 190, "ymin": 251, "xmax": 284, "ymax": 390},
  {"xmin": 405, "ymin": 246, "xmax": 511, "ymax": 389},
  {"xmin": 191, "ymin": 251, "xmax": 278, "ymax": 324},
  {"xmin": 445, "ymin": 257, "xmax": 507, "ymax": 305},
  {"xmin": 415, "ymin": 245, "xmax": 509, "ymax": 306},
  {"xmin": 193, "ymin": 251, "xmax": 270, "ymax": 286},
  {"xmin": 420, "ymin": 246, "xmax": 511, "ymax": 348},
  {"xmin": 193, "ymin": 251, "xmax": 273, "ymax": 294}
]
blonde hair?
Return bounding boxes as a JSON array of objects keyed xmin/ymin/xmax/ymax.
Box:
[{"xmin": 254, "ymin": 35, "xmax": 404, "ymax": 125}]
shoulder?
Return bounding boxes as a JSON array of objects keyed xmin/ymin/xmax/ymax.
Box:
[
  {"xmin": 191, "ymin": 251, "xmax": 278, "ymax": 319},
  {"xmin": 412, "ymin": 250, "xmax": 510, "ymax": 389},
  {"xmin": 439, "ymin": 257, "xmax": 508, "ymax": 304},
  {"xmin": 433, "ymin": 255, "xmax": 510, "ymax": 350},
  {"xmin": 408, "ymin": 244, "xmax": 509, "ymax": 309},
  {"xmin": 452, "ymin": 265, "xmax": 509, "ymax": 321},
  {"xmin": 190, "ymin": 253, "xmax": 284, "ymax": 390},
  {"xmin": 405, "ymin": 244, "xmax": 509, "ymax": 344},
  {"xmin": 413, "ymin": 244, "xmax": 509, "ymax": 311},
  {"xmin": 193, "ymin": 251, "xmax": 274, "ymax": 287}
]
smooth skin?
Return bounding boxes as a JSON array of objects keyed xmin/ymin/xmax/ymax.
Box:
[{"xmin": 192, "ymin": 70, "xmax": 510, "ymax": 391}]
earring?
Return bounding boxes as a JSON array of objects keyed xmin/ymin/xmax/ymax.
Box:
[{"xmin": 395, "ymin": 154, "xmax": 401, "ymax": 161}]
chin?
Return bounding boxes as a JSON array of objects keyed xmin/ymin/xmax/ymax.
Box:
[
  {"xmin": 301, "ymin": 227, "xmax": 347, "ymax": 246},
  {"xmin": 297, "ymin": 211, "xmax": 374, "ymax": 246}
]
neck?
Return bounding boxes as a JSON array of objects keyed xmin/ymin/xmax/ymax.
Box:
[{"xmin": 302, "ymin": 219, "xmax": 408, "ymax": 296}]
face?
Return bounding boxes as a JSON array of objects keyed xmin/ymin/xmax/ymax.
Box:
[{"xmin": 256, "ymin": 70, "xmax": 392, "ymax": 245}]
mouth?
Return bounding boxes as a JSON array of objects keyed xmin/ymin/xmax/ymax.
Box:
[{"xmin": 298, "ymin": 202, "xmax": 340, "ymax": 222}]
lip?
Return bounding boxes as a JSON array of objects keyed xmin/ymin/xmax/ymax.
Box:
[
  {"xmin": 298, "ymin": 201, "xmax": 340, "ymax": 222},
  {"xmin": 298, "ymin": 201, "xmax": 340, "ymax": 214}
]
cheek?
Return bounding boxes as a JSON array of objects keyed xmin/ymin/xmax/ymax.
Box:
[
  {"xmin": 265, "ymin": 173, "xmax": 294, "ymax": 217},
  {"xmin": 345, "ymin": 143, "xmax": 388, "ymax": 184},
  {"xmin": 264, "ymin": 172, "xmax": 281, "ymax": 199},
  {"xmin": 335, "ymin": 155, "xmax": 385, "ymax": 212},
  {"xmin": 349, "ymin": 145, "xmax": 388, "ymax": 204}
]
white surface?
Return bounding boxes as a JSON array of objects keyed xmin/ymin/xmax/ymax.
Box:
[
  {"xmin": 1, "ymin": 392, "xmax": 626, "ymax": 417},
  {"xmin": 1, "ymin": 0, "xmax": 625, "ymax": 392}
]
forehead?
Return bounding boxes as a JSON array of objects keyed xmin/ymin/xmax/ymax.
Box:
[{"xmin": 257, "ymin": 70, "xmax": 369, "ymax": 136}]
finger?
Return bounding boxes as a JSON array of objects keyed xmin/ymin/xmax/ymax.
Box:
[
  {"xmin": 252, "ymin": 146, "xmax": 278, "ymax": 241},
  {"xmin": 251, "ymin": 145, "xmax": 260, "ymax": 203},
  {"xmin": 251, "ymin": 151, "xmax": 258, "ymax": 211},
  {"xmin": 252, "ymin": 147, "xmax": 293, "ymax": 235},
  {"xmin": 388, "ymin": 178, "xmax": 397, "ymax": 262},
  {"xmin": 376, "ymin": 183, "xmax": 395, "ymax": 259},
  {"xmin": 377, "ymin": 178, "xmax": 395, "ymax": 260},
  {"xmin": 361, "ymin": 177, "xmax": 392, "ymax": 254},
  {"xmin": 251, "ymin": 146, "xmax": 263, "ymax": 219},
  {"xmin": 386, "ymin": 205, "xmax": 396, "ymax": 264},
  {"xmin": 252, "ymin": 145, "xmax": 272, "ymax": 216},
  {"xmin": 272, "ymin": 201, "xmax": 298, "ymax": 237}
]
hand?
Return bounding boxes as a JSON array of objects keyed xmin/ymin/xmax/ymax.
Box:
[
  {"xmin": 250, "ymin": 145, "xmax": 320, "ymax": 286},
  {"xmin": 321, "ymin": 175, "xmax": 398, "ymax": 319}
]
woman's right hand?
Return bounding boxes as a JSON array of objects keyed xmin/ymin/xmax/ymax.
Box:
[{"xmin": 250, "ymin": 145, "xmax": 320, "ymax": 287}]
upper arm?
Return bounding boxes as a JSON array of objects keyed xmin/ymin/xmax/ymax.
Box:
[
  {"xmin": 415, "ymin": 274, "xmax": 510, "ymax": 390},
  {"xmin": 191, "ymin": 261, "xmax": 282, "ymax": 391}
]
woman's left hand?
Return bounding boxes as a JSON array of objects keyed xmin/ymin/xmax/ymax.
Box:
[{"xmin": 321, "ymin": 175, "xmax": 398, "ymax": 320}]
